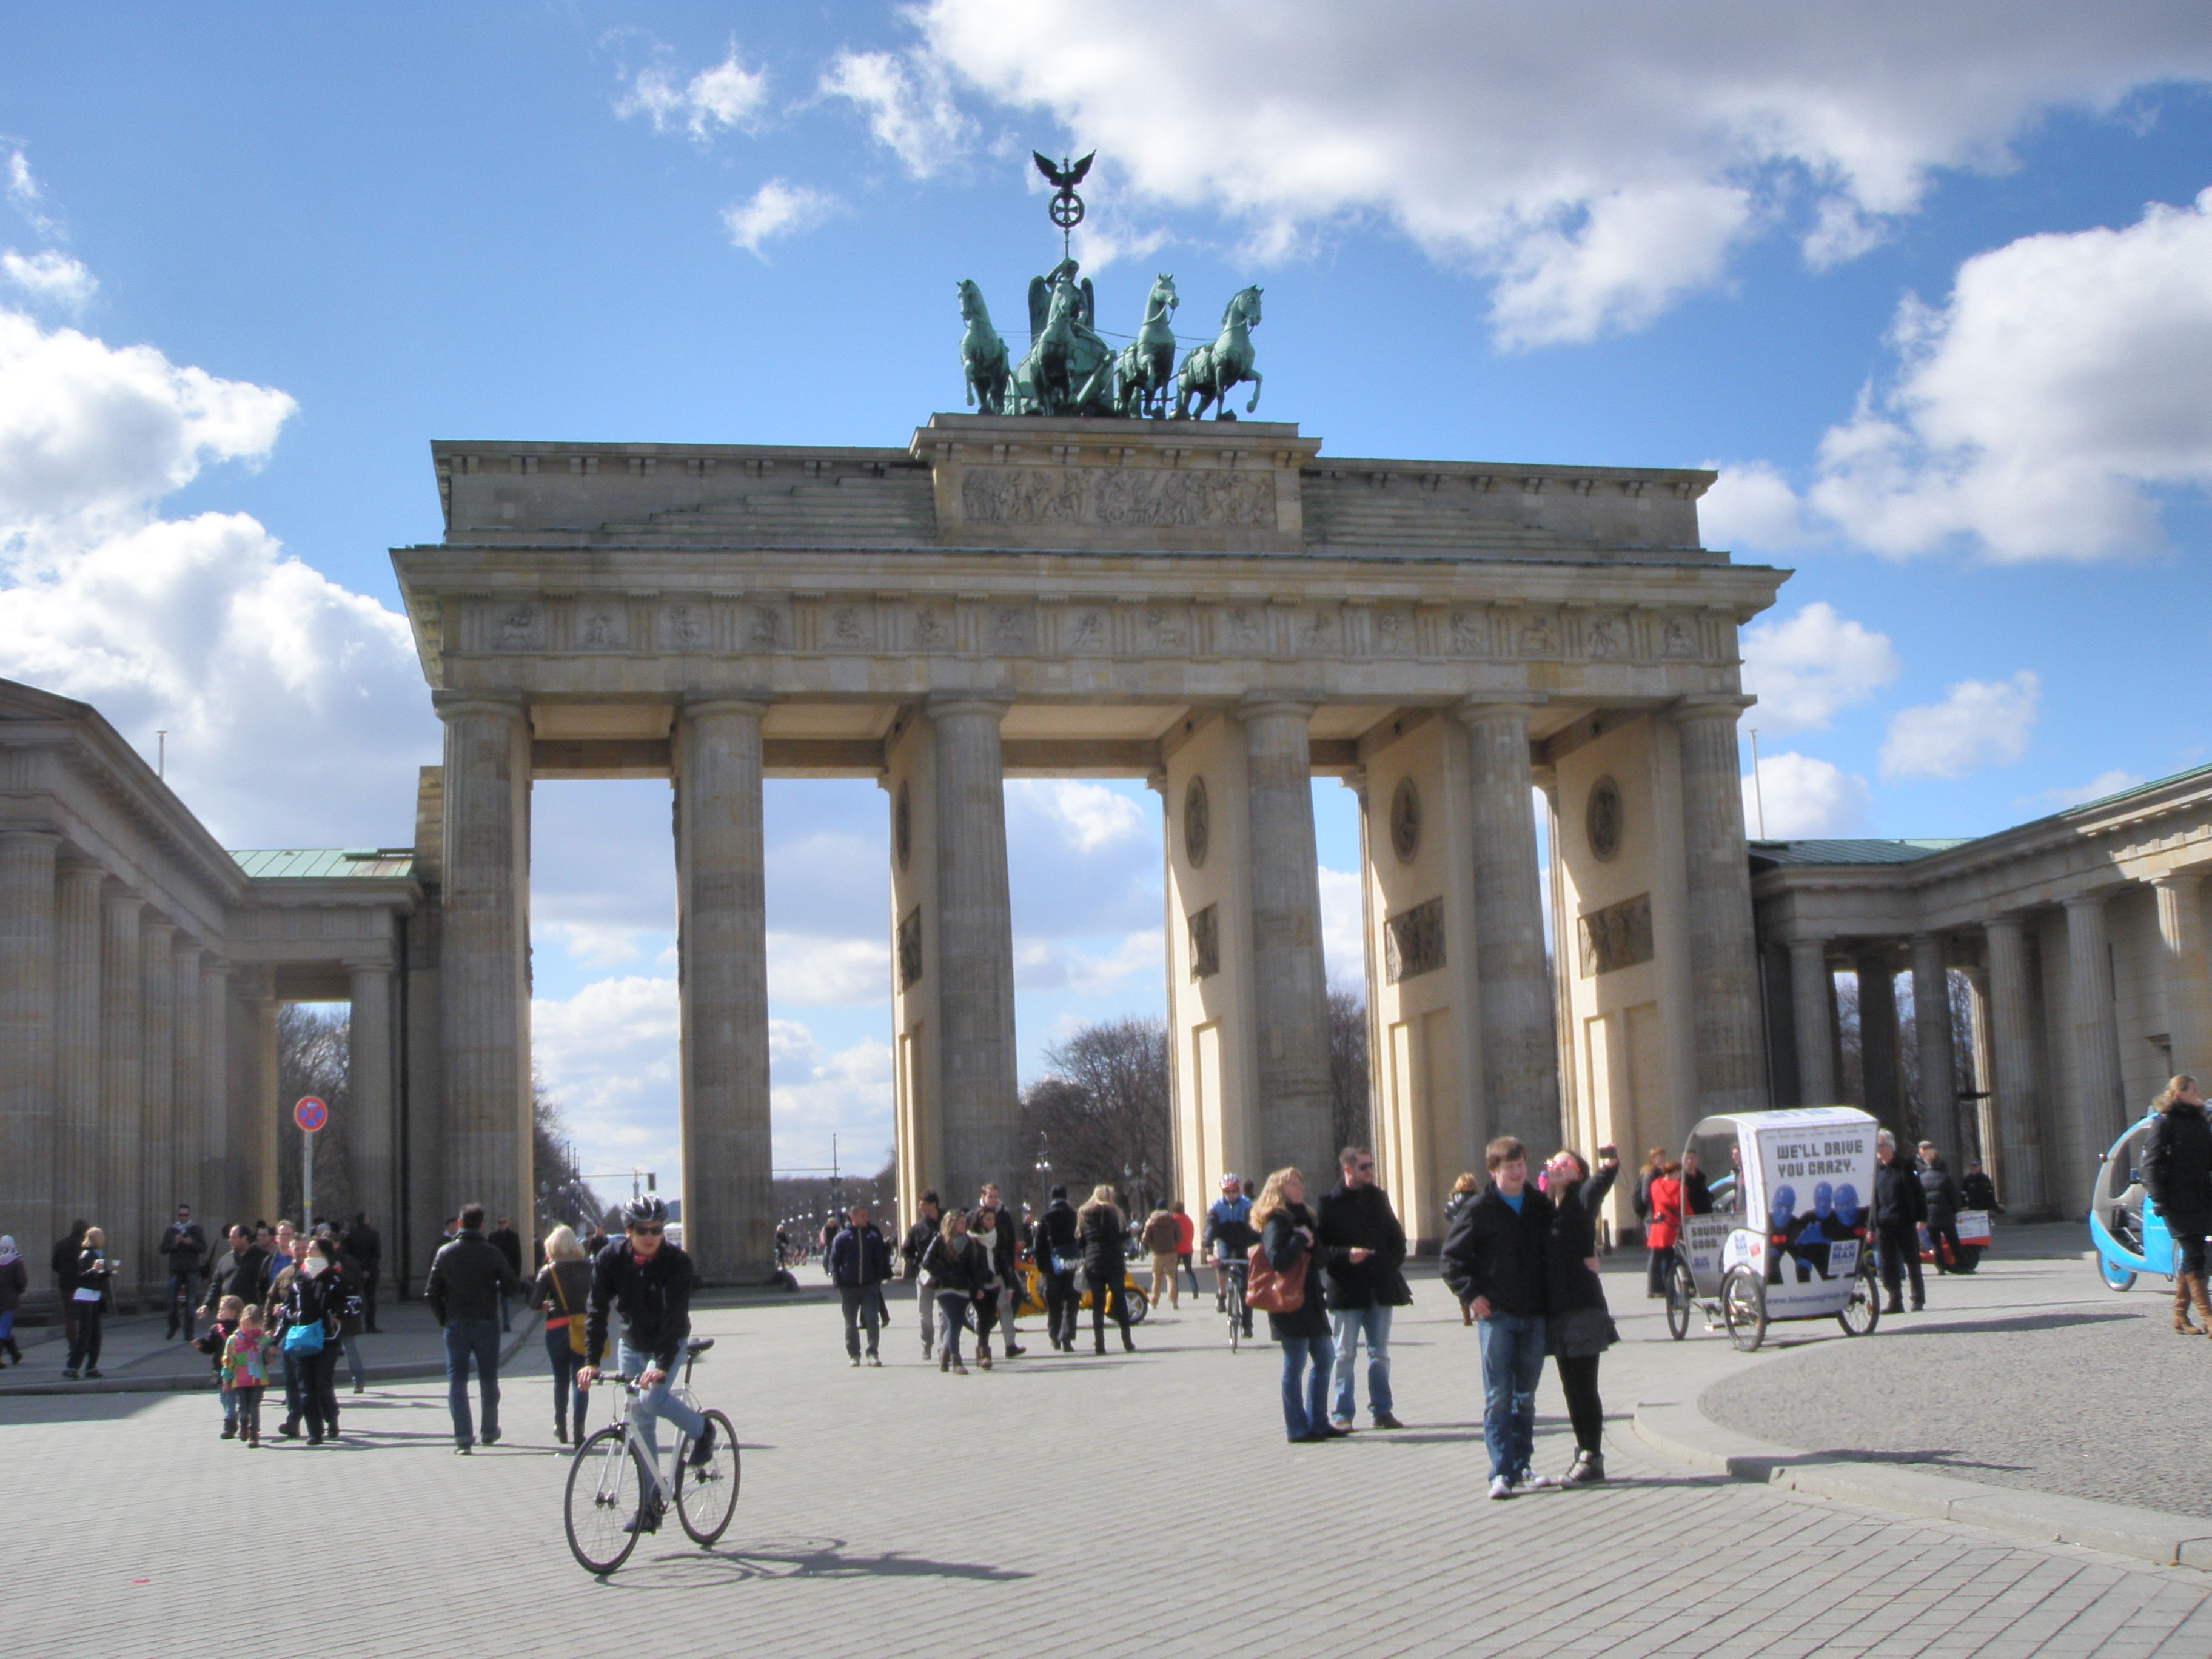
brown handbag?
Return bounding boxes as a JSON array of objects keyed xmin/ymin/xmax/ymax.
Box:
[{"xmin": 1244, "ymin": 1241, "xmax": 1307, "ymax": 1314}]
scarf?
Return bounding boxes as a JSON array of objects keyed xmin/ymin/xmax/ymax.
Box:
[{"xmin": 0, "ymin": 1236, "xmax": 16, "ymax": 1265}]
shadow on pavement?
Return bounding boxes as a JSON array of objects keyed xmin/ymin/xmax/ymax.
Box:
[
  {"xmin": 604, "ymin": 1535, "xmax": 1032, "ymax": 1587},
  {"xmin": 1874, "ymin": 1310, "xmax": 2136, "ymax": 1339},
  {"xmin": 0, "ymin": 1390, "xmax": 172, "ymax": 1426}
]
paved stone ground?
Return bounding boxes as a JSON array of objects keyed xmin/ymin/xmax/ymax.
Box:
[
  {"xmin": 1701, "ymin": 1236, "xmax": 2211, "ymax": 1519},
  {"xmin": 7, "ymin": 1252, "xmax": 2211, "ymax": 1657}
]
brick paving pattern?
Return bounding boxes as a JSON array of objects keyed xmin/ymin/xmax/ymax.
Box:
[{"xmin": 4, "ymin": 1250, "xmax": 2208, "ymax": 1657}]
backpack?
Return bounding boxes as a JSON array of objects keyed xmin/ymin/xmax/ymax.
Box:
[{"xmin": 1244, "ymin": 1241, "xmax": 1306, "ymax": 1315}]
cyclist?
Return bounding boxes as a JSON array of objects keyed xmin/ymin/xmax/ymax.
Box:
[
  {"xmin": 1204, "ymin": 1173, "xmax": 1258, "ymax": 1336},
  {"xmin": 577, "ymin": 1197, "xmax": 716, "ymax": 1533}
]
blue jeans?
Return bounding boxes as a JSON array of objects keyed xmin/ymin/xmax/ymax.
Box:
[
  {"xmin": 166, "ymin": 1272, "xmax": 198, "ymax": 1335},
  {"xmin": 1329, "ymin": 1304, "xmax": 1394, "ymax": 1423},
  {"xmin": 545, "ymin": 1327, "xmax": 588, "ymax": 1432},
  {"xmin": 1278, "ymin": 1332, "xmax": 1335, "ymax": 1441},
  {"xmin": 619, "ymin": 1341, "xmax": 704, "ymax": 1480},
  {"xmin": 443, "ymin": 1318, "xmax": 501, "ymax": 1446},
  {"xmin": 1476, "ymin": 1313, "xmax": 1547, "ymax": 1478}
]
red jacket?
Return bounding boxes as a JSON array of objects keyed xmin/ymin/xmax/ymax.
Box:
[{"xmin": 1646, "ymin": 1177, "xmax": 1684, "ymax": 1249}]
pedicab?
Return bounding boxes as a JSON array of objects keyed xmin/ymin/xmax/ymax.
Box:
[
  {"xmin": 2089, "ymin": 1111, "xmax": 2201, "ymax": 1293},
  {"xmin": 1661, "ymin": 1107, "xmax": 1884, "ymax": 1352},
  {"xmin": 1014, "ymin": 1258, "xmax": 1150, "ymax": 1326}
]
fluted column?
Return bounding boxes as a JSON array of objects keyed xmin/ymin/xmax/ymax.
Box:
[
  {"xmin": 1456, "ymin": 702, "xmax": 1560, "ymax": 1149},
  {"xmin": 199, "ymin": 956, "xmax": 231, "ymax": 1221},
  {"xmin": 1911, "ymin": 933, "xmax": 1959, "ymax": 1156},
  {"xmin": 99, "ymin": 888, "xmax": 145, "ymax": 1292},
  {"xmin": 1789, "ymin": 939, "xmax": 1837, "ymax": 1105},
  {"xmin": 53, "ymin": 862, "xmax": 104, "ymax": 1234},
  {"xmin": 1854, "ymin": 947, "xmax": 1900, "ymax": 1131},
  {"xmin": 1239, "ymin": 700, "xmax": 1334, "ymax": 1177},
  {"xmin": 2155, "ymin": 873, "xmax": 2212, "ymax": 1080},
  {"xmin": 675, "ymin": 699, "xmax": 773, "ymax": 1282},
  {"xmin": 240, "ymin": 969, "xmax": 279, "ymax": 1224},
  {"xmin": 346, "ymin": 958, "xmax": 395, "ymax": 1244},
  {"xmin": 1984, "ymin": 916, "xmax": 2044, "ymax": 1210},
  {"xmin": 1675, "ymin": 700, "xmax": 1768, "ymax": 1129},
  {"xmin": 2065, "ymin": 893, "xmax": 2127, "ymax": 1195},
  {"xmin": 0, "ymin": 829, "xmax": 61, "ymax": 1261},
  {"xmin": 436, "ymin": 695, "xmax": 533, "ymax": 1238},
  {"xmin": 171, "ymin": 942, "xmax": 202, "ymax": 1218},
  {"xmin": 138, "ymin": 914, "xmax": 176, "ymax": 1287},
  {"xmin": 928, "ymin": 697, "xmax": 1021, "ymax": 1206}
]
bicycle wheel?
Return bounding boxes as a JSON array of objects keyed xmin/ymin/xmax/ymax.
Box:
[
  {"xmin": 1664, "ymin": 1261, "xmax": 1695, "ymax": 1341},
  {"xmin": 674, "ymin": 1409, "xmax": 741, "ymax": 1547},
  {"xmin": 1225, "ymin": 1281, "xmax": 1243, "ymax": 1352},
  {"xmin": 565, "ymin": 1427, "xmax": 651, "ymax": 1575},
  {"xmin": 1721, "ymin": 1267, "xmax": 1767, "ymax": 1353}
]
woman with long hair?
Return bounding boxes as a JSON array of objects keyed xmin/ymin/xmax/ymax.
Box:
[
  {"xmin": 1645, "ymin": 1160, "xmax": 1684, "ymax": 1300},
  {"xmin": 2144, "ymin": 1074, "xmax": 2212, "ymax": 1335},
  {"xmin": 279, "ymin": 1235, "xmax": 346, "ymax": 1444},
  {"xmin": 63, "ymin": 1225, "xmax": 115, "ymax": 1379},
  {"xmin": 920, "ymin": 1208, "xmax": 985, "ymax": 1374},
  {"xmin": 1252, "ymin": 1168, "xmax": 1338, "ymax": 1443},
  {"xmin": 1077, "ymin": 1184, "xmax": 1134, "ymax": 1355},
  {"xmin": 532, "ymin": 1224, "xmax": 594, "ymax": 1441},
  {"xmin": 1535, "ymin": 1145, "xmax": 1621, "ymax": 1486}
]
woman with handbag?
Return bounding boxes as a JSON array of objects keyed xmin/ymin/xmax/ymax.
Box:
[
  {"xmin": 1077, "ymin": 1184, "xmax": 1134, "ymax": 1355},
  {"xmin": 1535, "ymin": 1146, "xmax": 1621, "ymax": 1487},
  {"xmin": 920, "ymin": 1208, "xmax": 986, "ymax": 1375},
  {"xmin": 278, "ymin": 1236, "xmax": 345, "ymax": 1444},
  {"xmin": 532, "ymin": 1225, "xmax": 595, "ymax": 1442},
  {"xmin": 1251, "ymin": 1169, "xmax": 1339, "ymax": 1443}
]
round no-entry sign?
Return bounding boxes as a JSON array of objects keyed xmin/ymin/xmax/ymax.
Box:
[{"xmin": 294, "ymin": 1096, "xmax": 327, "ymax": 1134}]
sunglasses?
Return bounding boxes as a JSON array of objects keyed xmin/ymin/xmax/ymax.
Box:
[
  {"xmin": 629, "ymin": 1225, "xmax": 665, "ymax": 1236},
  {"xmin": 1353, "ymin": 1162, "xmax": 1375, "ymax": 1173}
]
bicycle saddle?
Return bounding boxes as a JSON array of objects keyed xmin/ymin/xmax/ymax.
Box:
[{"xmin": 686, "ymin": 1337, "xmax": 715, "ymax": 1355}]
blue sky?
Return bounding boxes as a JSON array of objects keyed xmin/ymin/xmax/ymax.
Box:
[{"xmin": 5, "ymin": 2, "xmax": 2210, "ymax": 1189}]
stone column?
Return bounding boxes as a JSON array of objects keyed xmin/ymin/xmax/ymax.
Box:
[
  {"xmin": 0, "ymin": 829, "xmax": 61, "ymax": 1262},
  {"xmin": 436, "ymin": 696, "xmax": 534, "ymax": 1238},
  {"xmin": 346, "ymin": 959, "xmax": 395, "ymax": 1245},
  {"xmin": 99, "ymin": 888, "xmax": 145, "ymax": 1292},
  {"xmin": 928, "ymin": 697, "xmax": 1021, "ymax": 1206},
  {"xmin": 171, "ymin": 942, "xmax": 202, "ymax": 1218},
  {"xmin": 240, "ymin": 970, "xmax": 280, "ymax": 1225},
  {"xmin": 2154, "ymin": 873, "xmax": 2212, "ymax": 1081},
  {"xmin": 200, "ymin": 956, "xmax": 231, "ymax": 1221},
  {"xmin": 1455, "ymin": 702, "xmax": 1560, "ymax": 1149},
  {"xmin": 1788, "ymin": 939, "xmax": 1837, "ymax": 1105},
  {"xmin": 675, "ymin": 699, "xmax": 773, "ymax": 1282},
  {"xmin": 1239, "ymin": 700, "xmax": 1334, "ymax": 1177},
  {"xmin": 2064, "ymin": 893, "xmax": 2127, "ymax": 1188},
  {"xmin": 1910, "ymin": 933, "xmax": 1960, "ymax": 1156},
  {"xmin": 1982, "ymin": 919, "xmax": 2045, "ymax": 1212},
  {"xmin": 138, "ymin": 914, "xmax": 176, "ymax": 1287},
  {"xmin": 1854, "ymin": 947, "xmax": 1900, "ymax": 1132},
  {"xmin": 1675, "ymin": 701, "xmax": 1768, "ymax": 1130},
  {"xmin": 53, "ymin": 862, "xmax": 105, "ymax": 1235},
  {"xmin": 1962, "ymin": 965, "xmax": 1995, "ymax": 1173}
]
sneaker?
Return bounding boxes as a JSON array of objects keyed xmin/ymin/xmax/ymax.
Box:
[
  {"xmin": 1372, "ymin": 1412, "xmax": 1406, "ymax": 1430},
  {"xmin": 482, "ymin": 1427, "xmax": 501, "ymax": 1446},
  {"xmin": 1524, "ymin": 1468, "xmax": 1564, "ymax": 1490},
  {"xmin": 866, "ymin": 1354, "xmax": 881, "ymax": 1367},
  {"xmin": 976, "ymin": 1351, "xmax": 993, "ymax": 1370},
  {"xmin": 622, "ymin": 1494, "xmax": 665, "ymax": 1535},
  {"xmin": 951, "ymin": 1358, "xmax": 968, "ymax": 1375},
  {"xmin": 1563, "ymin": 1452, "xmax": 1607, "ymax": 1487},
  {"xmin": 1005, "ymin": 1344, "xmax": 1025, "ymax": 1357},
  {"xmin": 1328, "ymin": 1416, "xmax": 1356, "ymax": 1432},
  {"xmin": 849, "ymin": 1355, "xmax": 862, "ymax": 1368},
  {"xmin": 1488, "ymin": 1474, "xmax": 1517, "ymax": 1500},
  {"xmin": 455, "ymin": 1443, "xmax": 472, "ymax": 1455},
  {"xmin": 687, "ymin": 1419, "xmax": 717, "ymax": 1469}
]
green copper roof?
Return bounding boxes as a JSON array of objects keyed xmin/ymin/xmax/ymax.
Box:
[
  {"xmin": 230, "ymin": 848, "xmax": 416, "ymax": 880},
  {"xmin": 1748, "ymin": 838, "xmax": 1970, "ymax": 868}
]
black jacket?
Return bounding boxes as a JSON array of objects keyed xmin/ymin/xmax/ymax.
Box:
[
  {"xmin": 2145, "ymin": 1099, "xmax": 2212, "ymax": 1227},
  {"xmin": 1682, "ymin": 1171, "xmax": 1714, "ymax": 1216},
  {"xmin": 342, "ymin": 1223, "xmax": 382, "ymax": 1273},
  {"xmin": 1960, "ymin": 1171, "xmax": 2001, "ymax": 1212},
  {"xmin": 976, "ymin": 1207, "xmax": 1019, "ymax": 1284},
  {"xmin": 585, "ymin": 1239, "xmax": 696, "ymax": 1372},
  {"xmin": 1440, "ymin": 1183, "xmax": 1553, "ymax": 1318},
  {"xmin": 828, "ymin": 1224, "xmax": 892, "ymax": 1289},
  {"xmin": 159, "ymin": 1222, "xmax": 208, "ymax": 1277},
  {"xmin": 532, "ymin": 1259, "xmax": 594, "ymax": 1325},
  {"xmin": 424, "ymin": 1230, "xmax": 526, "ymax": 1326},
  {"xmin": 900, "ymin": 1214, "xmax": 940, "ymax": 1279},
  {"xmin": 280, "ymin": 1265, "xmax": 344, "ymax": 1340},
  {"xmin": 1917, "ymin": 1158, "xmax": 1962, "ymax": 1225},
  {"xmin": 215, "ymin": 1244, "xmax": 270, "ymax": 1309},
  {"xmin": 920, "ymin": 1231, "xmax": 984, "ymax": 1296},
  {"xmin": 1259, "ymin": 1203, "xmax": 1332, "ymax": 1341},
  {"xmin": 1078, "ymin": 1204, "xmax": 1127, "ymax": 1283},
  {"xmin": 1874, "ymin": 1156, "xmax": 1929, "ymax": 1227},
  {"xmin": 1313, "ymin": 1183, "xmax": 1410, "ymax": 1310},
  {"xmin": 1033, "ymin": 1199, "xmax": 1079, "ymax": 1276},
  {"xmin": 50, "ymin": 1232, "xmax": 82, "ymax": 1294},
  {"xmin": 486, "ymin": 1226, "xmax": 525, "ymax": 1276},
  {"xmin": 1544, "ymin": 1164, "xmax": 1618, "ymax": 1316}
]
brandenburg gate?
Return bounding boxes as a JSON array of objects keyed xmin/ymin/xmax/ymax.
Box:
[{"xmin": 393, "ymin": 409, "xmax": 1784, "ymax": 1277}]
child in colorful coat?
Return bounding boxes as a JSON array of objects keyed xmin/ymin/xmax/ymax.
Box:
[
  {"xmin": 221, "ymin": 1304, "xmax": 273, "ymax": 1447},
  {"xmin": 196, "ymin": 1294, "xmax": 244, "ymax": 1437}
]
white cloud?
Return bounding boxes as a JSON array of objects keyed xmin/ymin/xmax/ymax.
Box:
[
  {"xmin": 820, "ymin": 48, "xmax": 974, "ymax": 178},
  {"xmin": 2022, "ymin": 768, "xmax": 2144, "ymax": 814},
  {"xmin": 1317, "ymin": 865, "xmax": 1364, "ymax": 987},
  {"xmin": 1740, "ymin": 602, "xmax": 1902, "ymax": 732},
  {"xmin": 767, "ymin": 931, "xmax": 891, "ymax": 1005},
  {"xmin": 908, "ymin": 0, "xmax": 2212, "ymax": 346},
  {"xmin": 1743, "ymin": 752, "xmax": 1873, "ymax": 839},
  {"xmin": 620, "ymin": 45, "xmax": 771, "ymax": 141},
  {"xmin": 1014, "ymin": 927, "xmax": 1162, "ymax": 995},
  {"xmin": 1, "ymin": 249, "xmax": 95, "ymax": 312},
  {"xmin": 722, "ymin": 179, "xmax": 839, "ymax": 258},
  {"xmin": 533, "ymin": 974, "xmax": 683, "ymax": 1176},
  {"xmin": 768, "ymin": 1021, "xmax": 893, "ymax": 1170},
  {"xmin": 5, "ymin": 149, "xmax": 59, "ymax": 240},
  {"xmin": 1805, "ymin": 189, "xmax": 2212, "ymax": 560},
  {"xmin": 1700, "ymin": 460, "xmax": 1811, "ymax": 552},
  {"xmin": 540, "ymin": 921, "xmax": 650, "ymax": 970},
  {"xmin": 1879, "ymin": 671, "xmax": 2039, "ymax": 780},
  {"xmin": 1006, "ymin": 777, "xmax": 1147, "ymax": 854}
]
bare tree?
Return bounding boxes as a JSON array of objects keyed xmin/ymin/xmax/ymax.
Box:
[
  {"xmin": 532, "ymin": 1074, "xmax": 603, "ymax": 1233},
  {"xmin": 1329, "ymin": 984, "xmax": 1372, "ymax": 1155},
  {"xmin": 276, "ymin": 1004, "xmax": 354, "ymax": 1228},
  {"xmin": 1019, "ymin": 1015, "xmax": 1170, "ymax": 1212}
]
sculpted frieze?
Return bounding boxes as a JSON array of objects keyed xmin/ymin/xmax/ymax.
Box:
[
  {"xmin": 960, "ymin": 464, "xmax": 1274, "ymax": 529},
  {"xmin": 575, "ymin": 601, "xmax": 626, "ymax": 650}
]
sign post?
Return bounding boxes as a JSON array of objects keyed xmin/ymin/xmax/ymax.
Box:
[{"xmin": 295, "ymin": 1096, "xmax": 327, "ymax": 1227}]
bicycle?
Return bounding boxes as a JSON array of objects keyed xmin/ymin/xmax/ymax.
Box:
[
  {"xmin": 563, "ymin": 1338, "xmax": 739, "ymax": 1575},
  {"xmin": 1218, "ymin": 1258, "xmax": 1249, "ymax": 1352}
]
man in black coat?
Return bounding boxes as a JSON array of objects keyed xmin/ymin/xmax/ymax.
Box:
[
  {"xmin": 158, "ymin": 1205, "xmax": 209, "ymax": 1339},
  {"xmin": 1441, "ymin": 1137, "xmax": 1554, "ymax": 1498},
  {"xmin": 1032, "ymin": 1185, "xmax": 1082, "ymax": 1352},
  {"xmin": 1873, "ymin": 1131, "xmax": 1928, "ymax": 1313},
  {"xmin": 1960, "ymin": 1162, "xmax": 2001, "ymax": 1214},
  {"xmin": 827, "ymin": 1204, "xmax": 892, "ymax": 1366},
  {"xmin": 425, "ymin": 1203, "xmax": 526, "ymax": 1452},
  {"xmin": 343, "ymin": 1213, "xmax": 383, "ymax": 1331},
  {"xmin": 1315, "ymin": 1147, "xmax": 1410, "ymax": 1431},
  {"xmin": 900, "ymin": 1191, "xmax": 943, "ymax": 1359},
  {"xmin": 1916, "ymin": 1144, "xmax": 1965, "ymax": 1273},
  {"xmin": 486, "ymin": 1214, "xmax": 524, "ymax": 1331},
  {"xmin": 2143, "ymin": 1075, "xmax": 2212, "ymax": 1334}
]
